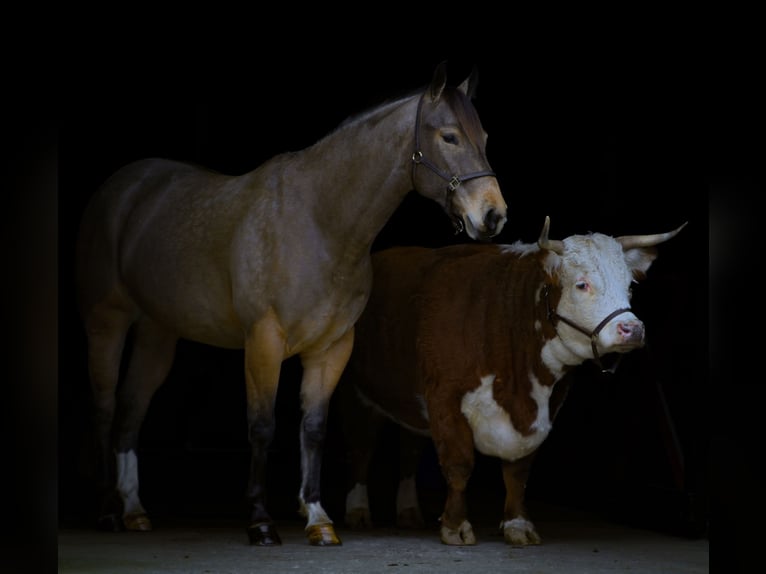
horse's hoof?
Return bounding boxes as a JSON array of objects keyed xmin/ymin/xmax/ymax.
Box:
[
  {"xmin": 247, "ymin": 522, "xmax": 282, "ymax": 546},
  {"xmin": 306, "ymin": 523, "xmax": 342, "ymax": 546},
  {"xmin": 97, "ymin": 513, "xmax": 124, "ymax": 532},
  {"xmin": 123, "ymin": 513, "xmax": 152, "ymax": 531}
]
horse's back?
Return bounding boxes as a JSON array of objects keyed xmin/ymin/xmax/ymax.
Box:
[{"xmin": 76, "ymin": 158, "xmax": 249, "ymax": 346}]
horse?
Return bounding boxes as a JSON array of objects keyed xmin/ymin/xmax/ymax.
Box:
[{"xmin": 74, "ymin": 61, "xmax": 507, "ymax": 547}]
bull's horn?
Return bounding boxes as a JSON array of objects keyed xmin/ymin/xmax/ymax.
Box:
[
  {"xmin": 616, "ymin": 221, "xmax": 688, "ymax": 251},
  {"xmin": 537, "ymin": 216, "xmax": 565, "ymax": 254}
]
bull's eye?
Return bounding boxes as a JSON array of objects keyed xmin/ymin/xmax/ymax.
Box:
[
  {"xmin": 575, "ymin": 281, "xmax": 588, "ymax": 291},
  {"xmin": 442, "ymin": 133, "xmax": 459, "ymax": 145}
]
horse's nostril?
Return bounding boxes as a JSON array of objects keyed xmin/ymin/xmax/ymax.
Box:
[{"xmin": 485, "ymin": 208, "xmax": 502, "ymax": 234}]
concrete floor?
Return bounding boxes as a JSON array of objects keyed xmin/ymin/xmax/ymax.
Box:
[{"xmin": 58, "ymin": 505, "xmax": 708, "ymax": 574}]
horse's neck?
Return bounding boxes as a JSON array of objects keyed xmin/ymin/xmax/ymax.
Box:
[{"xmin": 301, "ymin": 96, "xmax": 419, "ymax": 260}]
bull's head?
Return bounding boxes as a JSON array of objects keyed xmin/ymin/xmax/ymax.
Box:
[{"xmin": 538, "ymin": 216, "xmax": 687, "ymax": 370}]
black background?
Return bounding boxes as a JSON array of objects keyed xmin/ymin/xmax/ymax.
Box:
[{"xmin": 7, "ymin": 35, "xmax": 763, "ymax": 573}]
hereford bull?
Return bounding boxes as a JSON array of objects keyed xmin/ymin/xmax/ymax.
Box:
[{"xmin": 337, "ymin": 216, "xmax": 686, "ymax": 545}]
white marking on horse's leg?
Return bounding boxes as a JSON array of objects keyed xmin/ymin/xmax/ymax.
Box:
[
  {"xmin": 346, "ymin": 483, "xmax": 369, "ymax": 512},
  {"xmin": 396, "ymin": 475, "xmax": 419, "ymax": 515},
  {"xmin": 115, "ymin": 450, "xmax": 145, "ymax": 517},
  {"xmin": 301, "ymin": 501, "xmax": 333, "ymax": 528}
]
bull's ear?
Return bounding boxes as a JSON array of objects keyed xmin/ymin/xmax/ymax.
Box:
[
  {"xmin": 429, "ymin": 61, "xmax": 448, "ymax": 101},
  {"xmin": 625, "ymin": 246, "xmax": 659, "ymax": 279},
  {"xmin": 457, "ymin": 65, "xmax": 479, "ymax": 99}
]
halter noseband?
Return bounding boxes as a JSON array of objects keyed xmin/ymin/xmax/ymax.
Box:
[
  {"xmin": 542, "ymin": 284, "xmax": 632, "ymax": 374},
  {"xmin": 411, "ymin": 91, "xmax": 496, "ymax": 234}
]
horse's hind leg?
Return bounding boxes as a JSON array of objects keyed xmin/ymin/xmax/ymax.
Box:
[
  {"xmin": 83, "ymin": 303, "xmax": 132, "ymax": 531},
  {"xmin": 298, "ymin": 328, "xmax": 355, "ymax": 546},
  {"xmin": 396, "ymin": 429, "xmax": 428, "ymax": 529},
  {"xmin": 339, "ymin": 383, "xmax": 385, "ymax": 529},
  {"xmin": 243, "ymin": 310, "xmax": 287, "ymax": 546},
  {"xmin": 112, "ymin": 316, "xmax": 178, "ymax": 531}
]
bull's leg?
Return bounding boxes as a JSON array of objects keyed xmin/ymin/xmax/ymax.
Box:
[
  {"xmin": 298, "ymin": 328, "xmax": 355, "ymax": 546},
  {"xmin": 244, "ymin": 311, "xmax": 286, "ymax": 546},
  {"xmin": 500, "ymin": 454, "xmax": 541, "ymax": 545},
  {"xmin": 340, "ymin": 384, "xmax": 385, "ymax": 529},
  {"xmin": 396, "ymin": 429, "xmax": 428, "ymax": 529},
  {"xmin": 430, "ymin": 411, "xmax": 476, "ymax": 545},
  {"xmin": 111, "ymin": 317, "xmax": 178, "ymax": 531},
  {"xmin": 82, "ymin": 302, "xmax": 132, "ymax": 532}
]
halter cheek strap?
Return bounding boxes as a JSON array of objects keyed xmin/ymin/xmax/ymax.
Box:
[
  {"xmin": 410, "ymin": 92, "xmax": 496, "ymax": 233},
  {"xmin": 542, "ymin": 284, "xmax": 632, "ymax": 374}
]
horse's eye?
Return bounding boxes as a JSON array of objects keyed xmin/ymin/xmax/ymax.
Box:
[{"xmin": 442, "ymin": 133, "xmax": 458, "ymax": 145}]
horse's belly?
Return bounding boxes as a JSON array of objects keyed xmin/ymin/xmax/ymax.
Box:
[{"xmin": 127, "ymin": 278, "xmax": 245, "ymax": 349}]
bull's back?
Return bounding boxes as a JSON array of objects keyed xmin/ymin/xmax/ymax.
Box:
[{"xmin": 348, "ymin": 245, "xmax": 496, "ymax": 429}]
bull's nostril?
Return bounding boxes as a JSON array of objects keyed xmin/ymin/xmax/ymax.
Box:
[{"xmin": 618, "ymin": 322, "xmax": 644, "ymax": 341}]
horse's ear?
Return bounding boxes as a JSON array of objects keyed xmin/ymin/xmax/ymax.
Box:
[
  {"xmin": 429, "ymin": 61, "xmax": 448, "ymax": 101},
  {"xmin": 457, "ymin": 66, "xmax": 479, "ymax": 99}
]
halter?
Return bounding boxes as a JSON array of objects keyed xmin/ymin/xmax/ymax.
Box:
[
  {"xmin": 411, "ymin": 91, "xmax": 496, "ymax": 234},
  {"xmin": 542, "ymin": 284, "xmax": 631, "ymax": 374}
]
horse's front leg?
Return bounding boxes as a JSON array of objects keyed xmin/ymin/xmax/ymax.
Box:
[
  {"xmin": 244, "ymin": 311, "xmax": 286, "ymax": 546},
  {"xmin": 298, "ymin": 328, "xmax": 355, "ymax": 546}
]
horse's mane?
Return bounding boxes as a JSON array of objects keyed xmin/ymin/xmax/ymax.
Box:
[
  {"xmin": 335, "ymin": 86, "xmax": 423, "ymax": 131},
  {"xmin": 333, "ymin": 84, "xmax": 486, "ymax": 152}
]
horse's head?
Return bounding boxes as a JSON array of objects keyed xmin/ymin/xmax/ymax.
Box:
[{"xmin": 411, "ymin": 62, "xmax": 507, "ymax": 241}]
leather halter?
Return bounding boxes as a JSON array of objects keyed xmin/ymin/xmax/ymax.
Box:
[
  {"xmin": 542, "ymin": 284, "xmax": 631, "ymax": 374},
  {"xmin": 411, "ymin": 91, "xmax": 496, "ymax": 234}
]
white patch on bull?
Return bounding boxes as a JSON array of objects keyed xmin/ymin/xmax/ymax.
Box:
[
  {"xmin": 541, "ymin": 235, "xmax": 642, "ymax": 361},
  {"xmin": 500, "ymin": 242, "xmax": 538, "ymax": 257},
  {"xmin": 346, "ymin": 483, "xmax": 369, "ymax": 512},
  {"xmin": 541, "ymin": 338, "xmax": 580, "ymax": 379},
  {"xmin": 396, "ymin": 475, "xmax": 419, "ymax": 515},
  {"xmin": 116, "ymin": 450, "xmax": 146, "ymax": 517},
  {"xmin": 461, "ymin": 374, "xmax": 552, "ymax": 461}
]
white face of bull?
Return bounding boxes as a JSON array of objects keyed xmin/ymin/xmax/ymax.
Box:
[
  {"xmin": 543, "ymin": 233, "xmax": 648, "ymax": 360},
  {"xmin": 537, "ymin": 217, "xmax": 686, "ymax": 376}
]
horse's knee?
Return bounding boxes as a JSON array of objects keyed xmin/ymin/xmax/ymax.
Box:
[
  {"xmin": 301, "ymin": 411, "xmax": 327, "ymax": 448},
  {"xmin": 248, "ymin": 417, "xmax": 276, "ymax": 446}
]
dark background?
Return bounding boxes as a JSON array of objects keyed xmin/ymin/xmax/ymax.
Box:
[{"xmin": 9, "ymin": 41, "xmax": 762, "ymax": 573}]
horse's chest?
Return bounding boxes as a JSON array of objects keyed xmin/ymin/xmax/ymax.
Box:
[
  {"xmin": 285, "ymin": 272, "xmax": 371, "ymax": 354},
  {"xmin": 459, "ymin": 374, "xmax": 553, "ymax": 462}
]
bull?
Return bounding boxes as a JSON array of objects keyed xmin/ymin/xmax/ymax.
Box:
[{"xmin": 337, "ymin": 216, "xmax": 686, "ymax": 545}]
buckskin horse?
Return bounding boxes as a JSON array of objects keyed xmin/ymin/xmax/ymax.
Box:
[{"xmin": 75, "ymin": 62, "xmax": 507, "ymax": 546}]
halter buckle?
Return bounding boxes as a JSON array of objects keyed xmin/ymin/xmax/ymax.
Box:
[{"xmin": 448, "ymin": 176, "xmax": 461, "ymax": 192}]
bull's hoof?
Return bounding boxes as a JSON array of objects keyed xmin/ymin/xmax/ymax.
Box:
[
  {"xmin": 306, "ymin": 523, "xmax": 342, "ymax": 546},
  {"xmin": 440, "ymin": 520, "xmax": 476, "ymax": 545},
  {"xmin": 501, "ymin": 518, "xmax": 541, "ymax": 546},
  {"xmin": 123, "ymin": 513, "xmax": 152, "ymax": 532},
  {"xmin": 396, "ymin": 507, "xmax": 424, "ymax": 529},
  {"xmin": 247, "ymin": 522, "xmax": 282, "ymax": 546},
  {"xmin": 97, "ymin": 513, "xmax": 124, "ymax": 532},
  {"xmin": 345, "ymin": 507, "xmax": 373, "ymax": 529}
]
